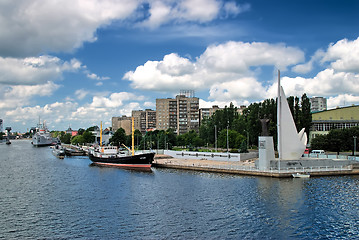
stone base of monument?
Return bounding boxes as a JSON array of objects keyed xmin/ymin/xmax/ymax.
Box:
[{"xmin": 258, "ymin": 136, "xmax": 275, "ymax": 171}]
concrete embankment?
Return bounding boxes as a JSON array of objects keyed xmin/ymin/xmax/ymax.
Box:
[{"xmin": 153, "ymin": 155, "xmax": 359, "ymax": 178}]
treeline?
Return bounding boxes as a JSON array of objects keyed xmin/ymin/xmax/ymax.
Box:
[
  {"xmin": 199, "ymin": 94, "xmax": 311, "ymax": 150},
  {"xmin": 109, "ymin": 94, "xmax": 311, "ymax": 152},
  {"xmin": 311, "ymin": 127, "xmax": 359, "ymax": 154},
  {"xmin": 52, "ymin": 127, "xmax": 95, "ymax": 145},
  {"xmin": 52, "ymin": 93, "xmax": 312, "ymax": 151}
]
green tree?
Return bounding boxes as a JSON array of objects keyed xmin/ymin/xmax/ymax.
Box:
[
  {"xmin": 78, "ymin": 128, "xmax": 85, "ymax": 135},
  {"xmin": 60, "ymin": 133, "xmax": 72, "ymax": 144},
  {"xmin": 299, "ymin": 93, "xmax": 312, "ymax": 136},
  {"xmin": 71, "ymin": 135, "xmax": 84, "ymax": 145},
  {"xmin": 82, "ymin": 131, "xmax": 95, "ymax": 143},
  {"xmin": 110, "ymin": 128, "xmax": 127, "ymax": 147}
]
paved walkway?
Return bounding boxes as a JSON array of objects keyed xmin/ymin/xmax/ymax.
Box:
[
  {"xmin": 153, "ymin": 154, "xmax": 359, "ymax": 178},
  {"xmin": 154, "ymin": 154, "xmax": 256, "ymax": 167}
]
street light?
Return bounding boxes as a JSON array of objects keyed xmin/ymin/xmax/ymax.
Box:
[
  {"xmin": 227, "ymin": 124, "xmax": 229, "ymax": 154},
  {"xmin": 354, "ymin": 136, "xmax": 357, "ymax": 156},
  {"xmin": 214, "ymin": 125, "xmax": 217, "ymax": 152}
]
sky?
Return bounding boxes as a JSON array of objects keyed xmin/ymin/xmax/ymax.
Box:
[{"xmin": 1, "ymin": 0, "xmax": 358, "ymax": 132}]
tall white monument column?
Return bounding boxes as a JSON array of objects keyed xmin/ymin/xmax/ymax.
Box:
[{"xmin": 258, "ymin": 136, "xmax": 275, "ymax": 171}]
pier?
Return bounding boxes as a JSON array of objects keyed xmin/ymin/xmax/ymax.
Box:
[{"xmin": 153, "ymin": 155, "xmax": 359, "ymax": 178}]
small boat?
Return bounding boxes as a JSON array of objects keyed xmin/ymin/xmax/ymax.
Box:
[
  {"xmin": 88, "ymin": 119, "xmax": 155, "ymax": 170},
  {"xmin": 64, "ymin": 146, "xmax": 86, "ymax": 156},
  {"xmin": 52, "ymin": 144, "xmax": 65, "ymax": 159},
  {"xmin": 292, "ymin": 172, "xmax": 310, "ymax": 178}
]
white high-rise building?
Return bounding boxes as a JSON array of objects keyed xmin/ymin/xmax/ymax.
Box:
[{"xmin": 310, "ymin": 97, "xmax": 327, "ymax": 112}]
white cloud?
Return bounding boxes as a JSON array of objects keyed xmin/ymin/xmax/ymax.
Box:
[
  {"xmin": 0, "ymin": 0, "xmax": 246, "ymax": 57},
  {"xmin": 2, "ymin": 90, "xmax": 148, "ymax": 131},
  {"xmin": 139, "ymin": 0, "xmax": 245, "ymax": 28},
  {"xmin": 221, "ymin": 2, "xmax": 250, "ymax": 18},
  {"xmin": 199, "ymin": 99, "xmax": 249, "ymax": 109},
  {"xmin": 124, "ymin": 41, "xmax": 305, "ymax": 101},
  {"xmin": 0, "ymin": 0, "xmax": 139, "ymax": 57},
  {"xmin": 89, "ymin": 92, "xmax": 142, "ymax": 108},
  {"xmin": 144, "ymin": 101, "xmax": 155, "ymax": 108},
  {"xmin": 209, "ymin": 77, "xmax": 267, "ymax": 102},
  {"xmin": 75, "ymin": 89, "xmax": 90, "ymax": 100},
  {"xmin": 0, "ymin": 55, "xmax": 83, "ymax": 85},
  {"xmin": 0, "ymin": 81, "xmax": 61, "ymax": 109},
  {"xmin": 265, "ymin": 69, "xmax": 359, "ymax": 100},
  {"xmin": 327, "ymin": 94, "xmax": 359, "ymax": 109},
  {"xmin": 86, "ymin": 73, "xmax": 110, "ymax": 81},
  {"xmin": 321, "ymin": 37, "xmax": 359, "ymax": 72}
]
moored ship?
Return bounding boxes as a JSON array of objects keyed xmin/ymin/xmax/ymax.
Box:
[
  {"xmin": 88, "ymin": 119, "xmax": 155, "ymax": 169},
  {"xmin": 88, "ymin": 146, "xmax": 155, "ymax": 169},
  {"xmin": 32, "ymin": 120, "xmax": 59, "ymax": 147}
]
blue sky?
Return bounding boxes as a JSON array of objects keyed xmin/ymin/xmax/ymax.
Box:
[{"xmin": 0, "ymin": 0, "xmax": 358, "ymax": 132}]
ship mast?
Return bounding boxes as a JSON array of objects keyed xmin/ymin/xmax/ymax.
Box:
[
  {"xmin": 100, "ymin": 121, "xmax": 102, "ymax": 147},
  {"xmin": 277, "ymin": 70, "xmax": 282, "ymax": 169},
  {"xmin": 131, "ymin": 117, "xmax": 135, "ymax": 156}
]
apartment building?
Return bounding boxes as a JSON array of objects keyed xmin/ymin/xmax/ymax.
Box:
[
  {"xmin": 111, "ymin": 116, "xmax": 132, "ymax": 135},
  {"xmin": 310, "ymin": 97, "xmax": 327, "ymax": 112},
  {"xmin": 156, "ymin": 91, "xmax": 199, "ymax": 135},
  {"xmin": 132, "ymin": 109, "xmax": 156, "ymax": 134}
]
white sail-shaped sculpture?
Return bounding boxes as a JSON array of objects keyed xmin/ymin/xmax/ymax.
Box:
[{"xmin": 277, "ymin": 73, "xmax": 307, "ymax": 160}]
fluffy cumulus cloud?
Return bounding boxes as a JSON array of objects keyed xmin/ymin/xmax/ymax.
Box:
[
  {"xmin": 139, "ymin": 0, "xmax": 244, "ymax": 28},
  {"xmin": 0, "ymin": 82, "xmax": 61, "ymax": 110},
  {"xmin": 2, "ymin": 91, "xmax": 147, "ymax": 130},
  {"xmin": 0, "ymin": 0, "xmax": 244, "ymax": 57},
  {"xmin": 286, "ymin": 37, "xmax": 359, "ymax": 108},
  {"xmin": 124, "ymin": 41, "xmax": 304, "ymax": 102},
  {"xmin": 327, "ymin": 94, "xmax": 359, "ymax": 109},
  {"xmin": 321, "ymin": 37, "xmax": 359, "ymax": 72},
  {"xmin": 70, "ymin": 92, "xmax": 144, "ymax": 125},
  {"xmin": 4, "ymin": 101, "xmax": 79, "ymax": 130},
  {"xmin": 0, "ymin": 0, "xmax": 139, "ymax": 57},
  {"xmin": 125, "ymin": 37, "xmax": 359, "ymax": 106},
  {"xmin": 0, "ymin": 55, "xmax": 83, "ymax": 85}
]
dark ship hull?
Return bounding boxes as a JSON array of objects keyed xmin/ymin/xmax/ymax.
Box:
[{"xmin": 89, "ymin": 152, "xmax": 155, "ymax": 169}]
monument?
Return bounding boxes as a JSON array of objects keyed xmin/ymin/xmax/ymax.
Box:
[{"xmin": 258, "ymin": 70, "xmax": 307, "ymax": 171}]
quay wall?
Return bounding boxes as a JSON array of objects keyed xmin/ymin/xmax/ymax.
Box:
[{"xmin": 255, "ymin": 158, "xmax": 359, "ymax": 170}]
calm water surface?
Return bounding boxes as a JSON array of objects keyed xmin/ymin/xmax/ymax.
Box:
[{"xmin": 1, "ymin": 140, "xmax": 359, "ymax": 239}]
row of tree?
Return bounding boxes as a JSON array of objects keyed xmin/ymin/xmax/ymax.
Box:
[
  {"xmin": 49, "ymin": 94, "xmax": 312, "ymax": 152},
  {"xmin": 52, "ymin": 127, "xmax": 95, "ymax": 145},
  {"xmin": 311, "ymin": 127, "xmax": 359, "ymax": 154},
  {"xmin": 108, "ymin": 94, "xmax": 312, "ymax": 152},
  {"xmin": 199, "ymin": 94, "xmax": 311, "ymax": 150}
]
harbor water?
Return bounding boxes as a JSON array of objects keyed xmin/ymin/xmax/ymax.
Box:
[{"xmin": 1, "ymin": 140, "xmax": 359, "ymax": 239}]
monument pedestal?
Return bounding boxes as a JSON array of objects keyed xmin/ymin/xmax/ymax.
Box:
[{"xmin": 258, "ymin": 136, "xmax": 275, "ymax": 171}]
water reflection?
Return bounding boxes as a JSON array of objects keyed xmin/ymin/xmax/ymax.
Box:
[{"xmin": 1, "ymin": 140, "xmax": 359, "ymax": 239}]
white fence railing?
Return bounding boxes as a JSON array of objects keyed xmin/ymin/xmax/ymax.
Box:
[{"xmin": 303, "ymin": 154, "xmax": 359, "ymax": 161}]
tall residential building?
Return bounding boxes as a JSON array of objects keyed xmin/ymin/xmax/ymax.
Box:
[
  {"xmin": 310, "ymin": 97, "xmax": 327, "ymax": 112},
  {"xmin": 156, "ymin": 91, "xmax": 199, "ymax": 135},
  {"xmin": 112, "ymin": 116, "xmax": 132, "ymax": 135},
  {"xmin": 132, "ymin": 109, "xmax": 156, "ymax": 134},
  {"xmin": 199, "ymin": 105, "xmax": 221, "ymax": 125}
]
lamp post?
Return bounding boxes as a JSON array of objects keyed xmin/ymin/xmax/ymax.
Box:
[
  {"xmin": 214, "ymin": 125, "xmax": 217, "ymax": 152},
  {"xmin": 227, "ymin": 124, "xmax": 229, "ymax": 154},
  {"xmin": 354, "ymin": 136, "xmax": 357, "ymax": 156}
]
